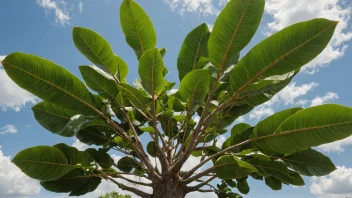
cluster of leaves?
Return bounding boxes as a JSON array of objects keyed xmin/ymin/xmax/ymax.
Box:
[{"xmin": 2, "ymin": 0, "xmax": 352, "ymax": 197}]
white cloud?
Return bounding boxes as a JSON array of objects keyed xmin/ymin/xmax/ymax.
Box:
[
  {"xmin": 36, "ymin": 0, "xmax": 70, "ymax": 26},
  {"xmin": 249, "ymin": 106, "xmax": 274, "ymax": 120},
  {"xmin": 78, "ymin": 1, "xmax": 83, "ymax": 14},
  {"xmin": 0, "ymin": 124, "xmax": 18, "ymax": 135},
  {"xmin": 276, "ymin": 82, "xmax": 319, "ymax": 105},
  {"xmin": 248, "ymin": 82, "xmax": 317, "ymax": 120},
  {"xmin": 310, "ymin": 166, "xmax": 352, "ymax": 198},
  {"xmin": 0, "ymin": 56, "xmax": 38, "ymax": 112},
  {"xmin": 71, "ymin": 139, "xmax": 88, "ymax": 151},
  {"xmin": 0, "ymin": 146, "xmax": 41, "ymax": 197},
  {"xmin": 318, "ymin": 136, "xmax": 352, "ymax": 153},
  {"xmin": 163, "ymin": 0, "xmax": 220, "ymax": 16},
  {"xmin": 36, "ymin": 0, "xmax": 83, "ymax": 27},
  {"xmin": 310, "ymin": 92, "xmax": 339, "ymax": 107},
  {"xmin": 265, "ymin": 0, "xmax": 352, "ymax": 74}
]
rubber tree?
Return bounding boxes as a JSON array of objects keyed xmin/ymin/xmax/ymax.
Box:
[{"xmin": 2, "ymin": 0, "xmax": 351, "ymax": 197}]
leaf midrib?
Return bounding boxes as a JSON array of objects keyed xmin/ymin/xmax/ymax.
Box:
[
  {"xmin": 254, "ymin": 120, "xmax": 352, "ymax": 141},
  {"xmin": 218, "ymin": 0, "xmax": 252, "ymax": 72}
]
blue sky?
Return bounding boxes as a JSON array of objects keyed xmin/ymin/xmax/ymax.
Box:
[{"xmin": 0, "ymin": 0, "xmax": 352, "ymax": 197}]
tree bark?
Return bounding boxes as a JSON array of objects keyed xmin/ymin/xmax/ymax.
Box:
[{"xmin": 151, "ymin": 179, "xmax": 185, "ymax": 198}]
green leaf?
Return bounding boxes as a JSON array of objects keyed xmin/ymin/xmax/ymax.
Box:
[
  {"xmin": 229, "ymin": 19, "xmax": 337, "ymax": 94},
  {"xmin": 2, "ymin": 53, "xmax": 98, "ymax": 116},
  {"xmin": 138, "ymin": 48, "xmax": 165, "ymax": 95},
  {"xmin": 12, "ymin": 146, "xmax": 75, "ymax": 181},
  {"xmin": 214, "ymin": 155, "xmax": 257, "ymax": 179},
  {"xmin": 208, "ymin": 0, "xmax": 265, "ymax": 70},
  {"xmin": 53, "ymin": 143, "xmax": 94, "ymax": 166},
  {"xmin": 117, "ymin": 156, "xmax": 138, "ymax": 173},
  {"xmin": 238, "ymin": 70, "xmax": 298, "ymax": 107},
  {"xmin": 79, "ymin": 66, "xmax": 119, "ymax": 100},
  {"xmin": 73, "ymin": 26, "xmax": 118, "ymax": 74},
  {"xmin": 41, "ymin": 169, "xmax": 91, "ymax": 193},
  {"xmin": 222, "ymin": 127, "xmax": 254, "ymax": 152},
  {"xmin": 32, "ymin": 102, "xmax": 84, "ymax": 137},
  {"xmin": 139, "ymin": 126, "xmax": 154, "ymax": 134},
  {"xmin": 252, "ymin": 104, "xmax": 352, "ymax": 154},
  {"xmin": 117, "ymin": 83, "xmax": 150, "ymax": 110},
  {"xmin": 179, "ymin": 69, "xmax": 211, "ymax": 111},
  {"xmin": 85, "ymin": 148, "xmax": 114, "ymax": 169},
  {"xmin": 237, "ymin": 179, "xmax": 250, "ymax": 194},
  {"xmin": 246, "ymin": 154, "xmax": 304, "ymax": 186},
  {"xmin": 69, "ymin": 176, "xmax": 101, "ymax": 196},
  {"xmin": 177, "ymin": 23, "xmax": 210, "ymax": 80},
  {"xmin": 147, "ymin": 141, "xmax": 157, "ymax": 157},
  {"xmin": 120, "ymin": 0, "xmax": 156, "ymax": 59},
  {"xmin": 265, "ymin": 177, "xmax": 282, "ymax": 190},
  {"xmin": 115, "ymin": 55, "xmax": 128, "ymax": 83},
  {"xmin": 282, "ymin": 148, "xmax": 336, "ymax": 176},
  {"xmin": 76, "ymin": 120, "xmax": 113, "ymax": 146},
  {"xmin": 231, "ymin": 123, "xmax": 251, "ymax": 136}
]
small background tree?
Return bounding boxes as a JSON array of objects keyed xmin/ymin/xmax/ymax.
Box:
[
  {"xmin": 2, "ymin": 0, "xmax": 352, "ymax": 197},
  {"xmin": 99, "ymin": 192, "xmax": 131, "ymax": 198}
]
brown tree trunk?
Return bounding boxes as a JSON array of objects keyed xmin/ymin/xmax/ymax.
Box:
[{"xmin": 151, "ymin": 179, "xmax": 186, "ymax": 198}]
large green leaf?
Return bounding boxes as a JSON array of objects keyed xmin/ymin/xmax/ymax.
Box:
[
  {"xmin": 2, "ymin": 53, "xmax": 98, "ymax": 116},
  {"xmin": 231, "ymin": 123, "xmax": 251, "ymax": 136},
  {"xmin": 41, "ymin": 169, "xmax": 90, "ymax": 193},
  {"xmin": 214, "ymin": 155, "xmax": 257, "ymax": 179},
  {"xmin": 246, "ymin": 154, "xmax": 304, "ymax": 186},
  {"xmin": 115, "ymin": 55, "xmax": 128, "ymax": 83},
  {"xmin": 53, "ymin": 143, "xmax": 94, "ymax": 166},
  {"xmin": 281, "ymin": 148, "xmax": 336, "ymax": 176},
  {"xmin": 117, "ymin": 156, "xmax": 138, "ymax": 173},
  {"xmin": 69, "ymin": 176, "xmax": 101, "ymax": 196},
  {"xmin": 252, "ymin": 104, "xmax": 352, "ymax": 154},
  {"xmin": 32, "ymin": 102, "xmax": 84, "ymax": 137},
  {"xmin": 222, "ymin": 127, "xmax": 254, "ymax": 152},
  {"xmin": 76, "ymin": 119, "xmax": 113, "ymax": 146},
  {"xmin": 138, "ymin": 48, "xmax": 165, "ymax": 95},
  {"xmin": 238, "ymin": 70, "xmax": 298, "ymax": 107},
  {"xmin": 120, "ymin": 0, "xmax": 156, "ymax": 59},
  {"xmin": 178, "ymin": 69, "xmax": 211, "ymax": 111},
  {"xmin": 177, "ymin": 23, "xmax": 210, "ymax": 80},
  {"xmin": 265, "ymin": 177, "xmax": 282, "ymax": 190},
  {"xmin": 208, "ymin": 0, "xmax": 265, "ymax": 70},
  {"xmin": 72, "ymin": 27, "xmax": 118, "ymax": 74},
  {"xmin": 12, "ymin": 146, "xmax": 75, "ymax": 181},
  {"xmin": 229, "ymin": 19, "xmax": 337, "ymax": 93},
  {"xmin": 85, "ymin": 148, "xmax": 114, "ymax": 169},
  {"xmin": 117, "ymin": 83, "xmax": 150, "ymax": 110},
  {"xmin": 79, "ymin": 66, "xmax": 119, "ymax": 100}
]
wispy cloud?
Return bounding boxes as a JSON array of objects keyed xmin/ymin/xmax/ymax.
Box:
[
  {"xmin": 0, "ymin": 124, "xmax": 17, "ymax": 135},
  {"xmin": 36, "ymin": 0, "xmax": 84, "ymax": 27},
  {"xmin": 163, "ymin": 0, "xmax": 221, "ymax": 16}
]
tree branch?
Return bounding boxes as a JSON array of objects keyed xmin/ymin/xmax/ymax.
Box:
[
  {"xmin": 117, "ymin": 174, "xmax": 153, "ymax": 187},
  {"xmin": 151, "ymin": 94, "xmax": 169, "ymax": 172},
  {"xmin": 186, "ymin": 175, "xmax": 217, "ymax": 192},
  {"xmin": 108, "ymin": 177, "xmax": 152, "ymax": 198}
]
